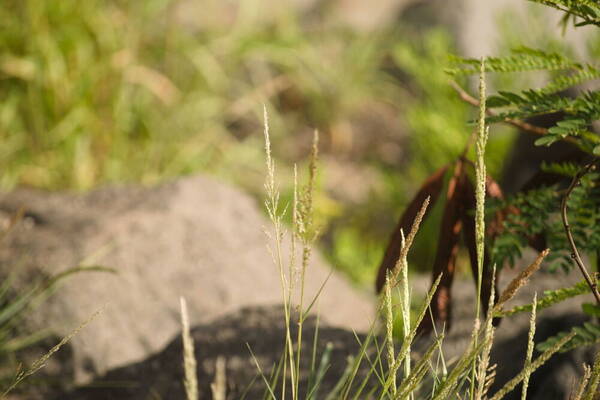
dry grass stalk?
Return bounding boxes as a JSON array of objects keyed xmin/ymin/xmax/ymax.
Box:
[
  {"xmin": 383, "ymin": 274, "xmax": 442, "ymax": 395},
  {"xmin": 495, "ymin": 249, "xmax": 550, "ymax": 311},
  {"xmin": 471, "ymin": 57, "xmax": 488, "ymax": 400},
  {"xmin": 489, "ymin": 331, "xmax": 576, "ymax": 400},
  {"xmin": 475, "ymin": 266, "xmax": 497, "ymax": 400},
  {"xmin": 376, "ymin": 198, "xmax": 429, "ymax": 398},
  {"xmin": 294, "ymin": 130, "xmax": 319, "ymax": 398},
  {"xmin": 180, "ymin": 297, "xmax": 198, "ymax": 400},
  {"xmin": 571, "ymin": 364, "xmax": 591, "ymax": 400},
  {"xmin": 521, "ymin": 293, "xmax": 537, "ymax": 400},
  {"xmin": 583, "ymin": 348, "xmax": 600, "ymax": 400},
  {"xmin": 376, "ymin": 164, "xmax": 447, "ymax": 293},
  {"xmin": 474, "ymin": 58, "xmax": 489, "ymax": 318},
  {"xmin": 432, "ymin": 333, "xmax": 492, "ymax": 400},
  {"xmin": 391, "ymin": 197, "xmax": 430, "ymax": 286},
  {"xmin": 397, "ymin": 333, "xmax": 445, "ymax": 398},
  {"xmin": 2, "ymin": 307, "xmax": 103, "ymax": 397},
  {"xmin": 263, "ymin": 105, "xmax": 297, "ymax": 399},
  {"xmin": 211, "ymin": 356, "xmax": 226, "ymax": 400}
]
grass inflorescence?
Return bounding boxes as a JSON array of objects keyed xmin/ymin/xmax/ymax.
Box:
[{"xmin": 244, "ymin": 65, "xmax": 598, "ymax": 400}]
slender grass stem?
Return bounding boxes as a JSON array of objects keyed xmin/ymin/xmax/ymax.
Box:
[
  {"xmin": 470, "ymin": 57, "xmax": 488, "ymax": 400},
  {"xmin": 263, "ymin": 106, "xmax": 296, "ymax": 399}
]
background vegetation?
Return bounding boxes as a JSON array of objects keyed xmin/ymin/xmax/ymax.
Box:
[
  {"xmin": 2, "ymin": 0, "xmax": 600, "ymax": 398},
  {"xmin": 0, "ymin": 1, "xmax": 597, "ymax": 284}
]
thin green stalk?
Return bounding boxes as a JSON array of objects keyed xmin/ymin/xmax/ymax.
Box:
[
  {"xmin": 351, "ymin": 334, "xmax": 391, "ymax": 399},
  {"xmin": 384, "ymin": 272, "xmax": 397, "ymax": 396},
  {"xmin": 471, "ymin": 57, "xmax": 488, "ymax": 400},
  {"xmin": 307, "ymin": 310, "xmax": 321, "ymax": 395},
  {"xmin": 397, "ymin": 333, "xmax": 445, "ymax": 399},
  {"xmin": 380, "ymin": 274, "xmax": 442, "ymax": 398},
  {"xmin": 432, "ymin": 333, "xmax": 492, "ymax": 400},
  {"xmin": 295, "ymin": 130, "xmax": 319, "ymax": 398},
  {"xmin": 377, "ymin": 198, "xmax": 429, "ymax": 399},
  {"xmin": 340, "ymin": 324, "xmax": 380, "ymax": 398},
  {"xmin": 325, "ymin": 355, "xmax": 355, "ymax": 400},
  {"xmin": 399, "ymin": 231, "xmax": 412, "ymax": 398},
  {"xmin": 248, "ymin": 344, "xmax": 278, "ymax": 400}
]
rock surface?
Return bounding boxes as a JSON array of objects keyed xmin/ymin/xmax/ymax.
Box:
[
  {"xmin": 56, "ymin": 263, "xmax": 599, "ymax": 400},
  {"xmin": 61, "ymin": 305, "xmax": 373, "ymax": 400},
  {"xmin": 0, "ymin": 175, "xmax": 374, "ymax": 386}
]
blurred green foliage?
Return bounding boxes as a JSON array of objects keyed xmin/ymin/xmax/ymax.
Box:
[{"xmin": 0, "ymin": 0, "xmax": 516, "ymax": 287}]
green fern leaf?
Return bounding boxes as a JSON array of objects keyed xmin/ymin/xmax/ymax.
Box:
[
  {"xmin": 530, "ymin": 0, "xmax": 600, "ymax": 27},
  {"xmin": 449, "ymin": 48, "xmax": 581, "ymax": 75},
  {"xmin": 541, "ymin": 64, "xmax": 600, "ymax": 94},
  {"xmin": 537, "ymin": 322, "xmax": 600, "ymax": 353},
  {"xmin": 497, "ymin": 279, "xmax": 592, "ymax": 317}
]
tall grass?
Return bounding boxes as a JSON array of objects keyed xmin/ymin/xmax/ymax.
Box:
[{"xmin": 242, "ymin": 66, "xmax": 590, "ymax": 399}]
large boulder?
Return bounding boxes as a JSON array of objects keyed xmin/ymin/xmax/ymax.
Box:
[
  {"xmin": 0, "ymin": 175, "xmax": 374, "ymax": 386},
  {"xmin": 57, "ymin": 265, "xmax": 597, "ymax": 400}
]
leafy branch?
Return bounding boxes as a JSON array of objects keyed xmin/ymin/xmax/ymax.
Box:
[{"xmin": 449, "ymin": 80, "xmax": 550, "ymax": 137}]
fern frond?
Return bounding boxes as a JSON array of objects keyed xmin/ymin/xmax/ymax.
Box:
[
  {"xmin": 536, "ymin": 322, "xmax": 600, "ymax": 353},
  {"xmin": 540, "ymin": 161, "xmax": 581, "ymax": 177},
  {"xmin": 496, "ymin": 279, "xmax": 592, "ymax": 317},
  {"xmin": 541, "ymin": 64, "xmax": 600, "ymax": 94},
  {"xmin": 448, "ymin": 47, "xmax": 581, "ymax": 75},
  {"xmin": 529, "ymin": 0, "xmax": 600, "ymax": 27},
  {"xmin": 486, "ymin": 90, "xmax": 599, "ymax": 118}
]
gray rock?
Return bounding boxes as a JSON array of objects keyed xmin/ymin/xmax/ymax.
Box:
[
  {"xmin": 60, "ymin": 305, "xmax": 373, "ymax": 400},
  {"xmin": 0, "ymin": 175, "xmax": 374, "ymax": 386},
  {"xmin": 59, "ymin": 267, "xmax": 598, "ymax": 400}
]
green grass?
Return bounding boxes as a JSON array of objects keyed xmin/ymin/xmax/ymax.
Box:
[
  {"xmin": 3, "ymin": 2, "xmax": 600, "ymax": 397},
  {"xmin": 242, "ymin": 102, "xmax": 591, "ymax": 400},
  {"xmin": 0, "ymin": 0, "xmax": 519, "ymax": 287}
]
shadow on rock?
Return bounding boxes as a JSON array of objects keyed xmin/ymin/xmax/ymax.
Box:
[
  {"xmin": 489, "ymin": 313, "xmax": 597, "ymax": 400},
  {"xmin": 59, "ymin": 301, "xmax": 599, "ymax": 400},
  {"xmin": 61, "ymin": 305, "xmax": 373, "ymax": 400}
]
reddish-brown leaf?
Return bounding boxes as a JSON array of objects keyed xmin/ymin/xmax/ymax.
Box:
[
  {"xmin": 485, "ymin": 174, "xmax": 504, "ymax": 199},
  {"xmin": 375, "ymin": 164, "xmax": 449, "ymax": 293},
  {"xmin": 418, "ymin": 160, "xmax": 465, "ymax": 334},
  {"xmin": 485, "ymin": 174, "xmax": 506, "ymax": 239}
]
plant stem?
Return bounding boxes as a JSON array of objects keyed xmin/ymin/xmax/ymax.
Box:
[
  {"xmin": 470, "ymin": 58, "xmax": 488, "ymax": 400},
  {"xmin": 561, "ymin": 159, "xmax": 600, "ymax": 305}
]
